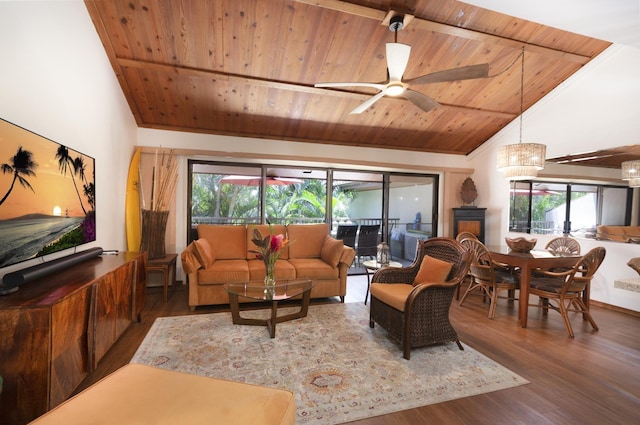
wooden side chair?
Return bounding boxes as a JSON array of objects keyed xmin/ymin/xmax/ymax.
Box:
[
  {"xmin": 369, "ymin": 238, "xmax": 472, "ymax": 360},
  {"xmin": 528, "ymin": 246, "xmax": 605, "ymax": 337},
  {"xmin": 458, "ymin": 238, "xmax": 519, "ymax": 319}
]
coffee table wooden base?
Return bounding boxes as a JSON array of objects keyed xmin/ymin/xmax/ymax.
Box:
[{"xmin": 227, "ymin": 290, "xmax": 312, "ymax": 338}]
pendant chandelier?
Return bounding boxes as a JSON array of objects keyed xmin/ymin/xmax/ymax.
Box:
[
  {"xmin": 621, "ymin": 160, "xmax": 640, "ymax": 187},
  {"xmin": 497, "ymin": 47, "xmax": 546, "ymax": 180}
]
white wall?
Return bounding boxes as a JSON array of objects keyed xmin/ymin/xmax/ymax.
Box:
[{"xmin": 0, "ymin": 1, "xmax": 137, "ymax": 279}]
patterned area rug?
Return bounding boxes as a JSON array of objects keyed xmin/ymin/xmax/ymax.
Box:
[{"xmin": 131, "ymin": 303, "xmax": 527, "ymax": 424}]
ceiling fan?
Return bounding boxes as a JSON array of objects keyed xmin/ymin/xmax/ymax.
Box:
[{"xmin": 315, "ymin": 15, "xmax": 490, "ymax": 114}]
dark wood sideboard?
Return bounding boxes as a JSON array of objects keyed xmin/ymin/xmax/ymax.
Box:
[{"xmin": 0, "ymin": 252, "xmax": 147, "ymax": 425}]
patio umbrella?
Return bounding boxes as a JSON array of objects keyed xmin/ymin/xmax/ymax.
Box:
[{"xmin": 221, "ymin": 175, "xmax": 303, "ymax": 186}]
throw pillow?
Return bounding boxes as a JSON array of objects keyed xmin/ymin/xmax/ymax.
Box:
[
  {"xmin": 320, "ymin": 236, "xmax": 344, "ymax": 267},
  {"xmin": 412, "ymin": 254, "xmax": 453, "ymax": 286},
  {"xmin": 192, "ymin": 238, "xmax": 215, "ymax": 268}
]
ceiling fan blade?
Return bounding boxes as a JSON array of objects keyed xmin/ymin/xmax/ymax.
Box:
[
  {"xmin": 350, "ymin": 91, "xmax": 386, "ymax": 115},
  {"xmin": 315, "ymin": 82, "xmax": 386, "ymax": 90},
  {"xmin": 406, "ymin": 63, "xmax": 490, "ymax": 86},
  {"xmin": 386, "ymin": 43, "xmax": 411, "ymax": 82},
  {"xmin": 402, "ymin": 89, "xmax": 440, "ymax": 113}
]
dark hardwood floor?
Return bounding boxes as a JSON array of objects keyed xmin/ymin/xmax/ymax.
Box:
[{"xmin": 78, "ymin": 276, "xmax": 640, "ymax": 424}]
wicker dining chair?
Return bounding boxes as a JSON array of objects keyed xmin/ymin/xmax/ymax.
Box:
[
  {"xmin": 458, "ymin": 238, "xmax": 520, "ymax": 319},
  {"xmin": 369, "ymin": 238, "xmax": 472, "ymax": 360},
  {"xmin": 455, "ymin": 231, "xmax": 478, "ymax": 242},
  {"xmin": 454, "ymin": 231, "xmax": 477, "ymax": 299},
  {"xmin": 528, "ymin": 246, "xmax": 605, "ymax": 337},
  {"xmin": 356, "ymin": 224, "xmax": 380, "ymax": 266},
  {"xmin": 545, "ymin": 236, "xmax": 581, "ymax": 255}
]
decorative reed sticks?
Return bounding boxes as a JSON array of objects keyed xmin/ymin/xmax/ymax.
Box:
[{"xmin": 149, "ymin": 148, "xmax": 178, "ymax": 212}]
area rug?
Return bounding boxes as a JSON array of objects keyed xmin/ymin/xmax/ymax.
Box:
[{"xmin": 131, "ymin": 303, "xmax": 528, "ymax": 424}]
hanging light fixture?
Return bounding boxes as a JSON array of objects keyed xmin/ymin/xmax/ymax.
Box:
[
  {"xmin": 621, "ymin": 160, "xmax": 640, "ymax": 187},
  {"xmin": 497, "ymin": 47, "xmax": 546, "ymax": 180}
]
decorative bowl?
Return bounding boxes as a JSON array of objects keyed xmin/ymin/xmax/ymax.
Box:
[{"xmin": 505, "ymin": 237, "xmax": 537, "ymax": 252}]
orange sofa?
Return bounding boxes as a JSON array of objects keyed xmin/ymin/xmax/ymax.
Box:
[
  {"xmin": 595, "ymin": 225, "xmax": 640, "ymax": 243},
  {"xmin": 181, "ymin": 223, "xmax": 355, "ymax": 309}
]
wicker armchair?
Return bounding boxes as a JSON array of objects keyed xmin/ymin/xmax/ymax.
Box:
[{"xmin": 369, "ymin": 238, "xmax": 472, "ymax": 360}]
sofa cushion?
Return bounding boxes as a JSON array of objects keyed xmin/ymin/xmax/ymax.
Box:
[
  {"xmin": 247, "ymin": 224, "xmax": 289, "ymax": 260},
  {"xmin": 412, "ymin": 254, "xmax": 453, "ymax": 286},
  {"xmin": 198, "ymin": 259, "xmax": 250, "ymax": 285},
  {"xmin": 247, "ymin": 259, "xmax": 296, "ymax": 281},
  {"xmin": 320, "ymin": 236, "xmax": 344, "ymax": 267},
  {"xmin": 193, "ymin": 238, "xmax": 215, "ymax": 268},
  {"xmin": 288, "ymin": 258, "xmax": 339, "ymax": 280},
  {"xmin": 198, "ymin": 225, "xmax": 247, "ymax": 260},
  {"xmin": 287, "ymin": 223, "xmax": 329, "ymax": 259}
]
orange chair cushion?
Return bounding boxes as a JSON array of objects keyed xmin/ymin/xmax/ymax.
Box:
[
  {"xmin": 412, "ymin": 254, "xmax": 453, "ymax": 286},
  {"xmin": 370, "ymin": 283, "xmax": 414, "ymax": 312}
]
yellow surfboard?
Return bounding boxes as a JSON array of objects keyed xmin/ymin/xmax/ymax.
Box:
[{"xmin": 125, "ymin": 148, "xmax": 142, "ymax": 251}]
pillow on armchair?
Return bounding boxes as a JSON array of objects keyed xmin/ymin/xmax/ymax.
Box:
[{"xmin": 412, "ymin": 254, "xmax": 453, "ymax": 286}]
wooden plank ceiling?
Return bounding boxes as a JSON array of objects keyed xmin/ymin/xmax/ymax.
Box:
[{"xmin": 84, "ymin": 0, "xmax": 610, "ymax": 156}]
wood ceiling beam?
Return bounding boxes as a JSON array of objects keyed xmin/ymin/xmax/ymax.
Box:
[
  {"xmin": 294, "ymin": 0, "xmax": 592, "ymax": 64},
  {"xmin": 117, "ymin": 58, "xmax": 513, "ymax": 118}
]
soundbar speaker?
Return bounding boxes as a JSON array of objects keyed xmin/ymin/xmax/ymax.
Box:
[{"xmin": 1, "ymin": 247, "xmax": 104, "ymax": 293}]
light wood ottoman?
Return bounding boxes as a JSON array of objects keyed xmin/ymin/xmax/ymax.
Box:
[{"xmin": 29, "ymin": 364, "xmax": 296, "ymax": 425}]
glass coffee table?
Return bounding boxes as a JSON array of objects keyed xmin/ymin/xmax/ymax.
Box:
[{"xmin": 223, "ymin": 279, "xmax": 315, "ymax": 338}]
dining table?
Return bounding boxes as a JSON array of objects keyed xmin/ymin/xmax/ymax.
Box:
[{"xmin": 487, "ymin": 246, "xmax": 582, "ymax": 328}]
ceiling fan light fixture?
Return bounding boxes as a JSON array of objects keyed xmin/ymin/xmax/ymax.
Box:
[{"xmin": 385, "ymin": 84, "xmax": 405, "ymax": 96}]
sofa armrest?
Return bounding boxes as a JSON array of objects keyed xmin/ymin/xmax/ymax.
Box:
[
  {"xmin": 339, "ymin": 245, "xmax": 356, "ymax": 267},
  {"xmin": 181, "ymin": 243, "xmax": 202, "ymax": 275}
]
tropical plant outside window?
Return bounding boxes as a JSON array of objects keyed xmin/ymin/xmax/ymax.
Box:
[{"xmin": 508, "ymin": 181, "xmax": 630, "ymax": 237}]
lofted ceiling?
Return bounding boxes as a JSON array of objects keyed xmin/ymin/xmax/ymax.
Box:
[{"xmin": 84, "ymin": 0, "xmax": 611, "ymax": 157}]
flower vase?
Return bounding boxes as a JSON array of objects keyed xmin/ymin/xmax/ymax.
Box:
[{"xmin": 264, "ymin": 263, "xmax": 276, "ymax": 295}]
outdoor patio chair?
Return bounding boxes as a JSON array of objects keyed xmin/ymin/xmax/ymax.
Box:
[
  {"xmin": 369, "ymin": 238, "xmax": 472, "ymax": 360},
  {"xmin": 336, "ymin": 224, "xmax": 358, "ymax": 248},
  {"xmin": 356, "ymin": 224, "xmax": 380, "ymax": 266}
]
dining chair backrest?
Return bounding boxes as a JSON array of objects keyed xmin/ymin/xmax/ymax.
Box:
[
  {"xmin": 456, "ymin": 231, "xmax": 478, "ymax": 242},
  {"xmin": 545, "ymin": 236, "xmax": 581, "ymax": 255},
  {"xmin": 460, "ymin": 238, "xmax": 494, "ymax": 284},
  {"xmin": 567, "ymin": 246, "xmax": 606, "ymax": 293}
]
